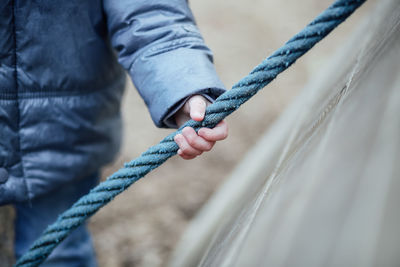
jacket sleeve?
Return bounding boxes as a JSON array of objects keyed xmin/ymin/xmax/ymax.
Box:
[{"xmin": 103, "ymin": 0, "xmax": 226, "ymax": 127}]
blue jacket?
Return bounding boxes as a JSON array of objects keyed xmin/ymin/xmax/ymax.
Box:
[{"xmin": 0, "ymin": 0, "xmax": 225, "ymax": 205}]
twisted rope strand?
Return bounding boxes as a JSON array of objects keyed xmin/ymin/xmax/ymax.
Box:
[{"xmin": 15, "ymin": 0, "xmax": 366, "ymax": 266}]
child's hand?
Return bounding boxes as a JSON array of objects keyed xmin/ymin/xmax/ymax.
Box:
[{"xmin": 174, "ymin": 95, "xmax": 228, "ymax": 160}]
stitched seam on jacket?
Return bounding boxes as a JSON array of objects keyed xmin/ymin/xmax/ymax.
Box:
[{"xmin": 12, "ymin": 0, "xmax": 30, "ymax": 202}]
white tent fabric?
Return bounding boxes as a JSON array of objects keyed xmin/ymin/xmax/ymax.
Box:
[{"xmin": 169, "ymin": 0, "xmax": 400, "ymax": 266}]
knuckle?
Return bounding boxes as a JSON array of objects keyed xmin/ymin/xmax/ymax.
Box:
[
  {"xmin": 204, "ymin": 143, "xmax": 213, "ymax": 151},
  {"xmin": 193, "ymin": 99, "xmax": 202, "ymax": 106},
  {"xmin": 182, "ymin": 126, "xmax": 192, "ymax": 133},
  {"xmin": 174, "ymin": 137, "xmax": 182, "ymax": 146},
  {"xmin": 220, "ymin": 130, "xmax": 228, "ymax": 140},
  {"xmin": 182, "ymin": 146, "xmax": 191, "ymax": 154},
  {"xmin": 187, "ymin": 137, "xmax": 197, "ymax": 147},
  {"xmin": 189, "ymin": 96, "xmax": 201, "ymax": 105}
]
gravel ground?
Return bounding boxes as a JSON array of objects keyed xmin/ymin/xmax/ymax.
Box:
[{"xmin": 87, "ymin": 1, "xmax": 371, "ymax": 266}]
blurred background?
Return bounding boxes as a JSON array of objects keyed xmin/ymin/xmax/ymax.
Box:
[
  {"xmin": 0, "ymin": 0, "xmax": 371, "ymax": 267},
  {"xmin": 90, "ymin": 1, "xmax": 371, "ymax": 266}
]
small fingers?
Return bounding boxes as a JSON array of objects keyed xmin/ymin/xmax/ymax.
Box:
[
  {"xmin": 188, "ymin": 95, "xmax": 207, "ymax": 121},
  {"xmin": 198, "ymin": 120, "xmax": 229, "ymax": 142},
  {"xmin": 174, "ymin": 133, "xmax": 203, "ymax": 157},
  {"xmin": 182, "ymin": 127, "xmax": 215, "ymax": 152}
]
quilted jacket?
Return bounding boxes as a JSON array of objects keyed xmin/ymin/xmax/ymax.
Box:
[{"xmin": 0, "ymin": 0, "xmax": 225, "ymax": 204}]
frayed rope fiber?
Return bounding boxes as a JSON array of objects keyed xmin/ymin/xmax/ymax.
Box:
[{"xmin": 15, "ymin": 0, "xmax": 366, "ymax": 266}]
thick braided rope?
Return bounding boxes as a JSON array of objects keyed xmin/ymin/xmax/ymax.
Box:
[{"xmin": 15, "ymin": 0, "xmax": 366, "ymax": 266}]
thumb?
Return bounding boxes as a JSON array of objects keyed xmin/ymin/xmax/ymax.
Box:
[{"xmin": 188, "ymin": 95, "xmax": 207, "ymax": 121}]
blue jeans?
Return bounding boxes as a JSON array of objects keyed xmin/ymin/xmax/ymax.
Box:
[{"xmin": 14, "ymin": 173, "xmax": 99, "ymax": 267}]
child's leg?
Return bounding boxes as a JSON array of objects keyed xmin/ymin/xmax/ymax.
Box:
[{"xmin": 14, "ymin": 173, "xmax": 99, "ymax": 267}]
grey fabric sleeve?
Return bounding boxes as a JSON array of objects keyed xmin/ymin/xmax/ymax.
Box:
[{"xmin": 104, "ymin": 0, "xmax": 226, "ymax": 127}]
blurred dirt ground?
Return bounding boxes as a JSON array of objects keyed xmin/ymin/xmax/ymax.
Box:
[
  {"xmin": 90, "ymin": 1, "xmax": 372, "ymax": 266},
  {"xmin": 89, "ymin": 0, "xmax": 373, "ymax": 266}
]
